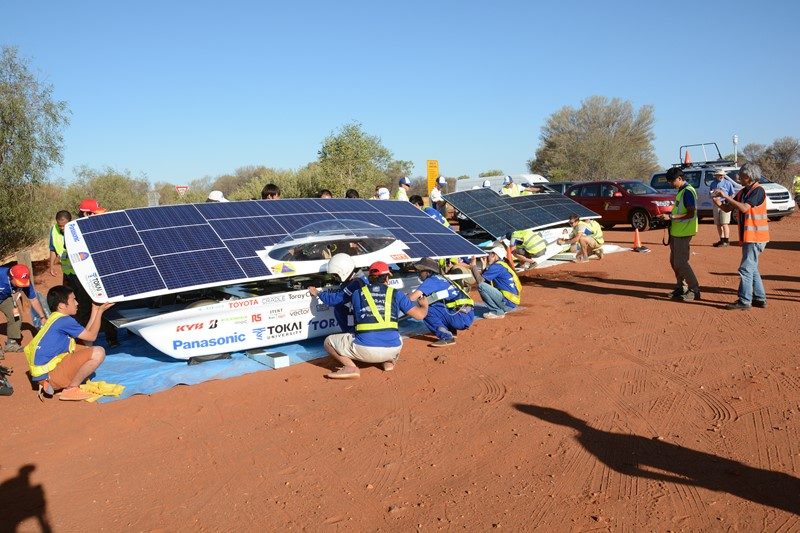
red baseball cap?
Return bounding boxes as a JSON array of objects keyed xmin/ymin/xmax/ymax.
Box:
[
  {"xmin": 9, "ymin": 264, "xmax": 31, "ymax": 288},
  {"xmin": 79, "ymin": 198, "xmax": 100, "ymax": 213},
  {"xmin": 368, "ymin": 261, "xmax": 391, "ymax": 276}
]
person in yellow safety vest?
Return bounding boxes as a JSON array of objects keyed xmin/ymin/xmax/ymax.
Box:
[
  {"xmin": 658, "ymin": 167, "xmax": 700, "ymax": 302},
  {"xmin": 519, "ymin": 181, "xmax": 545, "ymax": 196},
  {"xmin": 469, "ymin": 246, "xmax": 521, "ymax": 319},
  {"xmin": 408, "ymin": 258, "xmax": 475, "ymax": 347},
  {"xmin": 321, "ymin": 261, "xmax": 428, "ymax": 379},
  {"xmin": 48, "ymin": 210, "xmax": 75, "ymax": 285},
  {"xmin": 395, "ymin": 177, "xmax": 411, "ymax": 201},
  {"xmin": 500, "ymin": 175, "xmax": 522, "ymax": 197},
  {"xmin": 713, "ymin": 162, "xmax": 770, "ymax": 310},
  {"xmin": 24, "ymin": 285, "xmax": 114, "ymax": 401},
  {"xmin": 557, "ymin": 214, "xmax": 605, "ymax": 263},
  {"xmin": 510, "ymin": 228, "xmax": 547, "ymax": 268}
]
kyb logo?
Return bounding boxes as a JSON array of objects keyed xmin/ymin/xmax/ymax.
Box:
[{"xmin": 175, "ymin": 319, "xmax": 218, "ymax": 332}]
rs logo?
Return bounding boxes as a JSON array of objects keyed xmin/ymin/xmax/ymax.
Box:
[{"xmin": 251, "ymin": 314, "xmax": 262, "ymax": 322}]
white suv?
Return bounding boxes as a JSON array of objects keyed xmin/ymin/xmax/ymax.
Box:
[{"xmin": 650, "ymin": 143, "xmax": 796, "ymax": 221}]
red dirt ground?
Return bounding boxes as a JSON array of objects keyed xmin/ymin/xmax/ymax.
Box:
[{"xmin": 2, "ymin": 213, "xmax": 799, "ymax": 531}]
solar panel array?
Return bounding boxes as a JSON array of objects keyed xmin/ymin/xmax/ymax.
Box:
[
  {"xmin": 73, "ymin": 199, "xmax": 483, "ymax": 299},
  {"xmin": 443, "ymin": 189, "xmax": 600, "ymax": 238}
]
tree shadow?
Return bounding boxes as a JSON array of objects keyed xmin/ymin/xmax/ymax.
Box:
[
  {"xmin": 764, "ymin": 241, "xmax": 800, "ymax": 252},
  {"xmin": 515, "ymin": 404, "xmax": 800, "ymax": 515},
  {"xmin": 0, "ymin": 464, "xmax": 52, "ymax": 532}
]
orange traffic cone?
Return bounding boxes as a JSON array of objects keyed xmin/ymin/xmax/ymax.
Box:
[
  {"xmin": 633, "ymin": 228, "xmax": 650, "ymax": 253},
  {"xmin": 683, "ymin": 149, "xmax": 691, "ymax": 166}
]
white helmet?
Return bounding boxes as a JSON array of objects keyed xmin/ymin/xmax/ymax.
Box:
[
  {"xmin": 327, "ymin": 253, "xmax": 355, "ymax": 282},
  {"xmin": 489, "ymin": 246, "xmax": 507, "ymax": 260}
]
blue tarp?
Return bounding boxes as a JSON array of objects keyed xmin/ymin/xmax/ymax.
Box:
[{"xmin": 92, "ymin": 316, "xmax": 439, "ymax": 402}]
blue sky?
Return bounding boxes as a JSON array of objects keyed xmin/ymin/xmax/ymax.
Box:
[{"xmin": 3, "ymin": 0, "xmax": 799, "ymax": 184}]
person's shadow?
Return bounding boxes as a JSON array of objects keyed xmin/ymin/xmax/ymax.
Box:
[
  {"xmin": 0, "ymin": 464, "xmax": 52, "ymax": 532},
  {"xmin": 515, "ymin": 404, "xmax": 800, "ymax": 515}
]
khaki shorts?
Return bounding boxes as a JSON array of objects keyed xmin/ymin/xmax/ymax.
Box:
[
  {"xmin": 712, "ymin": 204, "xmax": 731, "ymax": 225},
  {"xmin": 48, "ymin": 347, "xmax": 94, "ymax": 390},
  {"xmin": 580, "ymin": 236, "xmax": 601, "ymax": 250},
  {"xmin": 324, "ymin": 333, "xmax": 401, "ymax": 364}
]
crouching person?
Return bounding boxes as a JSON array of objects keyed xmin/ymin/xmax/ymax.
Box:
[
  {"xmin": 323, "ymin": 261, "xmax": 428, "ymax": 379},
  {"xmin": 470, "ymin": 246, "xmax": 522, "ymax": 319},
  {"xmin": 408, "ymin": 258, "xmax": 474, "ymax": 347},
  {"xmin": 24, "ymin": 285, "xmax": 114, "ymax": 401}
]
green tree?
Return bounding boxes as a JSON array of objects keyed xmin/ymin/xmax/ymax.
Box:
[
  {"xmin": 317, "ymin": 122, "xmax": 392, "ymax": 196},
  {"xmin": 479, "ymin": 169, "xmax": 504, "ymax": 177},
  {"xmin": 66, "ymin": 166, "xmax": 150, "ymax": 211},
  {"xmin": 0, "ymin": 46, "xmax": 70, "ymax": 258},
  {"xmin": 528, "ymin": 95, "xmax": 658, "ymax": 182}
]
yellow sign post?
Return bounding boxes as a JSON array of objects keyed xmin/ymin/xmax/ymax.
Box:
[{"xmin": 426, "ymin": 160, "xmax": 439, "ymax": 193}]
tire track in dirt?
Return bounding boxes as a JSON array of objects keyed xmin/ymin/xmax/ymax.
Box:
[{"xmin": 622, "ymin": 352, "xmax": 736, "ymax": 424}]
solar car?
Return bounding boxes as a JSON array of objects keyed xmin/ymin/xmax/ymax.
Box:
[
  {"xmin": 565, "ymin": 180, "xmax": 674, "ymax": 231},
  {"xmin": 65, "ymin": 199, "xmax": 484, "ymax": 360}
]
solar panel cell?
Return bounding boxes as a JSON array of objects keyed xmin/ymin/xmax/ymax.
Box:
[
  {"xmin": 139, "ymin": 225, "xmax": 225, "ymax": 257},
  {"xmin": 128, "ymin": 205, "xmax": 206, "ymax": 230},
  {"xmin": 102, "ymin": 266, "xmax": 166, "ymax": 299},
  {"xmin": 91, "ymin": 245, "xmax": 154, "ymax": 277},
  {"xmin": 154, "ymin": 248, "xmax": 244, "ymax": 290},
  {"xmin": 82, "ymin": 226, "xmax": 143, "ymax": 252}
]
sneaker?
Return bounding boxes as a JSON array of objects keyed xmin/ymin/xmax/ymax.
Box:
[
  {"xmin": 483, "ymin": 312, "xmax": 506, "ymax": 319},
  {"xmin": 725, "ymin": 300, "xmax": 751, "ymax": 311},
  {"xmin": 712, "ymin": 240, "xmax": 724, "ymax": 247},
  {"xmin": 670, "ymin": 289, "xmax": 687, "ymax": 300},
  {"xmin": 595, "ymin": 248, "xmax": 604, "ymax": 260},
  {"xmin": 2, "ymin": 339, "xmax": 22, "ymax": 352},
  {"xmin": 752, "ymin": 299, "xmax": 768, "ymax": 309},
  {"xmin": 58, "ymin": 387, "xmax": 93, "ymax": 401},
  {"xmin": 430, "ymin": 338, "xmax": 455, "ymax": 347},
  {"xmin": 681, "ymin": 289, "xmax": 701, "ymax": 302}
]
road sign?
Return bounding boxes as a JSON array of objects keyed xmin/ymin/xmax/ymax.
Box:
[
  {"xmin": 175, "ymin": 185, "xmax": 189, "ymax": 197},
  {"xmin": 427, "ymin": 160, "xmax": 439, "ymax": 192}
]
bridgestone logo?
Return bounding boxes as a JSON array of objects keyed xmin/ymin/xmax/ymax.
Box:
[{"xmin": 173, "ymin": 333, "xmax": 246, "ymax": 350}]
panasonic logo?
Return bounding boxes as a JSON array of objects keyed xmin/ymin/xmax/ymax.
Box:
[{"xmin": 172, "ymin": 333, "xmax": 246, "ymax": 350}]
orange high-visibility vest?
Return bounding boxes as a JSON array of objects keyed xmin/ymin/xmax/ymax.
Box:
[{"xmin": 735, "ymin": 183, "xmax": 769, "ymax": 244}]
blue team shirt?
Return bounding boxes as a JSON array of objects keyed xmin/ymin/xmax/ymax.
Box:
[
  {"xmin": 31, "ymin": 315, "xmax": 85, "ymax": 380},
  {"xmin": 0, "ymin": 267, "xmax": 37, "ymax": 301},
  {"xmin": 482, "ymin": 262, "xmax": 518, "ymax": 309},
  {"xmin": 351, "ymin": 284, "xmax": 415, "ymax": 347},
  {"xmin": 678, "ymin": 184, "xmax": 696, "ymax": 209},
  {"xmin": 317, "ymin": 275, "xmax": 368, "ymax": 307},
  {"xmin": 418, "ymin": 275, "xmax": 460, "ymax": 308},
  {"xmin": 422, "ymin": 206, "xmax": 447, "ymax": 226}
]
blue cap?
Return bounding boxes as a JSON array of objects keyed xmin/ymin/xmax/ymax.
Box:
[
  {"xmin": 399, "ymin": 177, "xmax": 411, "ymax": 186},
  {"xmin": 437, "ymin": 176, "xmax": 446, "ymax": 185},
  {"xmin": 503, "ymin": 175, "xmax": 512, "ymax": 185}
]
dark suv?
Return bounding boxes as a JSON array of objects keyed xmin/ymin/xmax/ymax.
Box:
[{"xmin": 565, "ymin": 180, "xmax": 675, "ymax": 231}]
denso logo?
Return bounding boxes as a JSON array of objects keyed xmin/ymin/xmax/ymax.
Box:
[
  {"xmin": 289, "ymin": 308, "xmax": 310, "ymax": 316},
  {"xmin": 69, "ymin": 224, "xmax": 79, "ymax": 242}
]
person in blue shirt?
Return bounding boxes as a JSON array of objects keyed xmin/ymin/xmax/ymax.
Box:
[
  {"xmin": 407, "ymin": 258, "xmax": 474, "ymax": 347},
  {"xmin": 24, "ymin": 285, "xmax": 114, "ymax": 401},
  {"xmin": 0, "ymin": 264, "xmax": 47, "ymax": 356},
  {"xmin": 709, "ymin": 168, "xmax": 737, "ymax": 247},
  {"xmin": 319, "ymin": 261, "xmax": 428, "ymax": 379},
  {"xmin": 469, "ymin": 246, "xmax": 522, "ymax": 319},
  {"xmin": 409, "ymin": 195, "xmax": 449, "ymax": 227},
  {"xmin": 308, "ymin": 254, "xmax": 368, "ymax": 334}
]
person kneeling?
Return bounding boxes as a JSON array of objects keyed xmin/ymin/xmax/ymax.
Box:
[
  {"xmin": 24, "ymin": 285, "xmax": 114, "ymax": 401},
  {"xmin": 470, "ymin": 247, "xmax": 522, "ymax": 319},
  {"xmin": 557, "ymin": 214, "xmax": 604, "ymax": 263},
  {"xmin": 323, "ymin": 262, "xmax": 428, "ymax": 379},
  {"xmin": 408, "ymin": 258, "xmax": 474, "ymax": 347}
]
